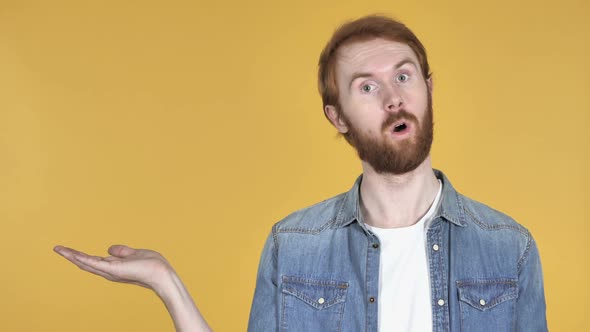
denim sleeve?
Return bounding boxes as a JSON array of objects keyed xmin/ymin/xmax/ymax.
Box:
[
  {"xmin": 248, "ymin": 228, "xmax": 279, "ymax": 332},
  {"xmin": 515, "ymin": 234, "xmax": 548, "ymax": 331}
]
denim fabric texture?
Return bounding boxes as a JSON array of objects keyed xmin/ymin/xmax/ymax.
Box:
[{"xmin": 248, "ymin": 169, "xmax": 547, "ymax": 332}]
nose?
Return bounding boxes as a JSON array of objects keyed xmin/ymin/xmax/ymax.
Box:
[{"xmin": 383, "ymin": 85, "xmax": 403, "ymax": 112}]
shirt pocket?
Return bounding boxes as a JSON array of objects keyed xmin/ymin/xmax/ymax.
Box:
[
  {"xmin": 456, "ymin": 278, "xmax": 518, "ymax": 332},
  {"xmin": 280, "ymin": 275, "xmax": 349, "ymax": 332}
]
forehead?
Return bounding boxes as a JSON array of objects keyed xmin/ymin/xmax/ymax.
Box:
[{"xmin": 335, "ymin": 38, "xmax": 420, "ymax": 77}]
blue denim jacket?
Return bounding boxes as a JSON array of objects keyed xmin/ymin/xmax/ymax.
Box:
[{"xmin": 248, "ymin": 169, "xmax": 547, "ymax": 331}]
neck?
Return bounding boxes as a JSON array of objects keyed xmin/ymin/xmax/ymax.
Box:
[{"xmin": 360, "ymin": 156, "xmax": 440, "ymax": 229}]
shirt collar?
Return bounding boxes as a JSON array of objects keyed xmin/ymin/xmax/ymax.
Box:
[{"xmin": 335, "ymin": 168, "xmax": 466, "ymax": 228}]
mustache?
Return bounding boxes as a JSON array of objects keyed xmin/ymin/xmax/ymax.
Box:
[{"xmin": 381, "ymin": 109, "xmax": 419, "ymax": 131}]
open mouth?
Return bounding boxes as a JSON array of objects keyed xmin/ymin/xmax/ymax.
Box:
[{"xmin": 393, "ymin": 122, "xmax": 407, "ymax": 133}]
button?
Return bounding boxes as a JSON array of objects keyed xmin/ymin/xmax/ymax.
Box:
[
  {"xmin": 437, "ymin": 299, "xmax": 445, "ymax": 306},
  {"xmin": 369, "ymin": 297, "xmax": 375, "ymax": 303},
  {"xmin": 432, "ymin": 244, "xmax": 440, "ymax": 251},
  {"xmin": 318, "ymin": 297, "xmax": 325, "ymax": 304},
  {"xmin": 372, "ymin": 243, "xmax": 379, "ymax": 249},
  {"xmin": 479, "ymin": 299, "xmax": 486, "ymax": 306}
]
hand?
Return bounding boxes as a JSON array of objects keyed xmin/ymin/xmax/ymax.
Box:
[
  {"xmin": 53, "ymin": 244, "xmax": 174, "ymax": 294},
  {"xmin": 54, "ymin": 244, "xmax": 213, "ymax": 331}
]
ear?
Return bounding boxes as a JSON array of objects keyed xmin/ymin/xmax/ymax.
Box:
[
  {"xmin": 426, "ymin": 76, "xmax": 433, "ymax": 96},
  {"xmin": 324, "ymin": 105, "xmax": 349, "ymax": 134}
]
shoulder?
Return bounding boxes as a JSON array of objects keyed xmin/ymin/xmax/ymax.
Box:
[
  {"xmin": 459, "ymin": 193, "xmax": 529, "ymax": 235},
  {"xmin": 457, "ymin": 192, "xmax": 536, "ymax": 271},
  {"xmin": 272, "ymin": 191, "xmax": 347, "ymax": 234}
]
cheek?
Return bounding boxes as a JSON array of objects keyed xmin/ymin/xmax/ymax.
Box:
[
  {"xmin": 406, "ymin": 86, "xmax": 429, "ymax": 111},
  {"xmin": 413, "ymin": 96, "xmax": 428, "ymax": 113},
  {"xmin": 341, "ymin": 92, "xmax": 392, "ymax": 127},
  {"xmin": 350, "ymin": 94, "xmax": 383, "ymax": 115},
  {"xmin": 352, "ymin": 112, "xmax": 383, "ymax": 134}
]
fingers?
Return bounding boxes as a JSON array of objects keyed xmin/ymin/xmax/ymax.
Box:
[
  {"xmin": 108, "ymin": 244, "xmax": 136, "ymax": 258},
  {"xmin": 74, "ymin": 252, "xmax": 120, "ymax": 273},
  {"xmin": 54, "ymin": 246, "xmax": 116, "ymax": 280},
  {"xmin": 71, "ymin": 255, "xmax": 116, "ymax": 281},
  {"xmin": 54, "ymin": 245, "xmax": 115, "ymax": 274},
  {"xmin": 54, "ymin": 245, "xmax": 86, "ymax": 261}
]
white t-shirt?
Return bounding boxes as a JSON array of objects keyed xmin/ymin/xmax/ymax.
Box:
[{"xmin": 365, "ymin": 180, "xmax": 442, "ymax": 332}]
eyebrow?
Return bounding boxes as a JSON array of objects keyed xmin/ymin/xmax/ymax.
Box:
[{"xmin": 348, "ymin": 58, "xmax": 418, "ymax": 90}]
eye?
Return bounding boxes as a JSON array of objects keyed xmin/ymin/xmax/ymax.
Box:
[
  {"xmin": 396, "ymin": 73, "xmax": 410, "ymax": 83},
  {"xmin": 361, "ymin": 84, "xmax": 377, "ymax": 93}
]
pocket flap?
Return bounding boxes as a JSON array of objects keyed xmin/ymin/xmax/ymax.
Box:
[
  {"xmin": 281, "ymin": 275, "xmax": 349, "ymax": 310},
  {"xmin": 457, "ymin": 278, "xmax": 518, "ymax": 311}
]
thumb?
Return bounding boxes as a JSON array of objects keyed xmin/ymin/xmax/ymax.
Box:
[{"xmin": 108, "ymin": 244, "xmax": 136, "ymax": 258}]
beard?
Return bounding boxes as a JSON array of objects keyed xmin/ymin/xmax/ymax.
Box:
[{"xmin": 342, "ymin": 91, "xmax": 434, "ymax": 175}]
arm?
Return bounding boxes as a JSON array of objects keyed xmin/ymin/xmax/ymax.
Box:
[
  {"xmin": 53, "ymin": 244, "xmax": 212, "ymax": 332},
  {"xmin": 247, "ymin": 229, "xmax": 279, "ymax": 332},
  {"xmin": 156, "ymin": 268, "xmax": 212, "ymax": 332},
  {"xmin": 515, "ymin": 234, "xmax": 548, "ymax": 331}
]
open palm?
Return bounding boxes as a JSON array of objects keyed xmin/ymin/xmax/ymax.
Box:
[
  {"xmin": 54, "ymin": 244, "xmax": 173, "ymax": 292},
  {"xmin": 54, "ymin": 244, "xmax": 213, "ymax": 331}
]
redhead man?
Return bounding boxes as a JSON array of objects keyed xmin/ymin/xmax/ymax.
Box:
[{"xmin": 55, "ymin": 15, "xmax": 547, "ymax": 332}]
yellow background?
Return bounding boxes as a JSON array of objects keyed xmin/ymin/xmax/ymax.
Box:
[{"xmin": 1, "ymin": 0, "xmax": 588, "ymax": 330}]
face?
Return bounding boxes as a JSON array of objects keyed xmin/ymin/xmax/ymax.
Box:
[{"xmin": 325, "ymin": 38, "xmax": 434, "ymax": 175}]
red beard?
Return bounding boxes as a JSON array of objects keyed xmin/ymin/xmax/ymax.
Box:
[{"xmin": 342, "ymin": 91, "xmax": 434, "ymax": 175}]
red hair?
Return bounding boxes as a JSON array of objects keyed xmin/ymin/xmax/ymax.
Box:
[{"xmin": 318, "ymin": 15, "xmax": 432, "ymax": 114}]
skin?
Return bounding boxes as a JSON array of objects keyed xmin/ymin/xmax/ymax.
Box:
[
  {"xmin": 53, "ymin": 245, "xmax": 212, "ymax": 332},
  {"xmin": 53, "ymin": 37, "xmax": 440, "ymax": 330}
]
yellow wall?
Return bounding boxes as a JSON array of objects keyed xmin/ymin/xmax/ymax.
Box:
[{"xmin": 1, "ymin": 0, "xmax": 588, "ymax": 330}]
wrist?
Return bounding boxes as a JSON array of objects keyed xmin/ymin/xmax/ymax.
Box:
[
  {"xmin": 152, "ymin": 266, "xmax": 181, "ymax": 301},
  {"xmin": 152, "ymin": 268, "xmax": 213, "ymax": 331}
]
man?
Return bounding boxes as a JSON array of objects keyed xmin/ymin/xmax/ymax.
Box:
[
  {"xmin": 247, "ymin": 15, "xmax": 547, "ymax": 331},
  {"xmin": 54, "ymin": 14, "xmax": 547, "ymax": 332}
]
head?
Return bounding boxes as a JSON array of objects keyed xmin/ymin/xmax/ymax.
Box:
[{"xmin": 318, "ymin": 15, "xmax": 434, "ymax": 175}]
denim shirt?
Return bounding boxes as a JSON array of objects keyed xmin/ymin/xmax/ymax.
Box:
[{"xmin": 248, "ymin": 169, "xmax": 547, "ymax": 332}]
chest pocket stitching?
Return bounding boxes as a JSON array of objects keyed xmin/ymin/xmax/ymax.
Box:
[
  {"xmin": 281, "ymin": 275, "xmax": 349, "ymax": 310},
  {"xmin": 457, "ymin": 279, "xmax": 518, "ymax": 311}
]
